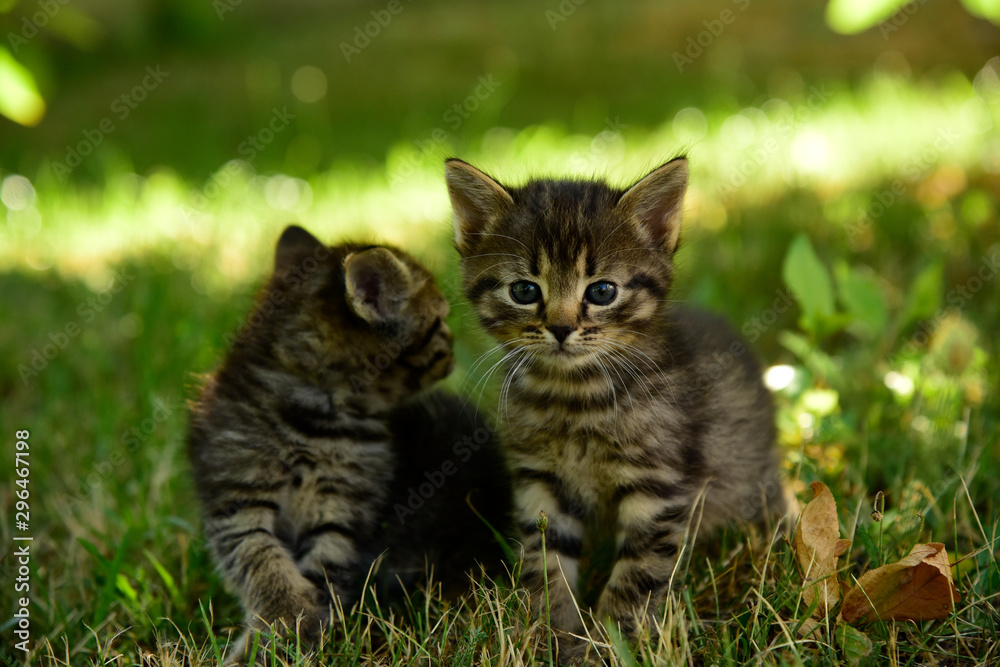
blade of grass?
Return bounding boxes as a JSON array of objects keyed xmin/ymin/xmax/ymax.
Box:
[{"xmin": 199, "ymin": 599, "xmax": 223, "ymax": 664}]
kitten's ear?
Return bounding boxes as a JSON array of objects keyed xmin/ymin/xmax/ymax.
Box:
[
  {"xmin": 344, "ymin": 247, "xmax": 412, "ymax": 325},
  {"xmin": 617, "ymin": 157, "xmax": 688, "ymax": 253},
  {"xmin": 444, "ymin": 158, "xmax": 513, "ymax": 254},
  {"xmin": 275, "ymin": 225, "xmax": 325, "ymax": 272}
]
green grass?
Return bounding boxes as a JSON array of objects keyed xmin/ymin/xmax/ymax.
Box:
[{"xmin": 2, "ymin": 53, "xmax": 1000, "ymax": 667}]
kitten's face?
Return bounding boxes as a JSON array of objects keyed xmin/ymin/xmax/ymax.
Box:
[
  {"xmin": 266, "ymin": 226, "xmax": 453, "ymax": 392},
  {"xmin": 445, "ymin": 159, "xmax": 687, "ymax": 371}
]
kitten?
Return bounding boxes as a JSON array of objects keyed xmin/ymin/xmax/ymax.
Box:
[
  {"xmin": 187, "ymin": 226, "xmax": 509, "ymax": 660},
  {"xmin": 445, "ymin": 157, "xmax": 785, "ymax": 655}
]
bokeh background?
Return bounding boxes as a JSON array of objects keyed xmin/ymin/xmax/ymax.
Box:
[{"xmin": 1, "ymin": 0, "xmax": 999, "ymax": 664}]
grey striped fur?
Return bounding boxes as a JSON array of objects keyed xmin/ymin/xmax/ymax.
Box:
[
  {"xmin": 446, "ymin": 158, "xmax": 785, "ymax": 657},
  {"xmin": 187, "ymin": 226, "xmax": 470, "ymax": 660}
]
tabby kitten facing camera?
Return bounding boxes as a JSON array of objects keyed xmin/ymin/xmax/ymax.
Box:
[
  {"xmin": 445, "ymin": 157, "xmax": 785, "ymax": 652},
  {"xmin": 188, "ymin": 226, "xmax": 508, "ymax": 661}
]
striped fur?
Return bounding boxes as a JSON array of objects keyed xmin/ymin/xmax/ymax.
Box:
[
  {"xmin": 187, "ymin": 226, "xmax": 507, "ymax": 660},
  {"xmin": 446, "ymin": 158, "xmax": 785, "ymax": 653}
]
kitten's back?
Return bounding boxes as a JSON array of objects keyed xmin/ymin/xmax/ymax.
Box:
[{"xmin": 669, "ymin": 304, "xmax": 783, "ymax": 525}]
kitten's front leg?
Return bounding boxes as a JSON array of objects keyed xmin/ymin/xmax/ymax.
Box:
[
  {"xmin": 296, "ymin": 530, "xmax": 359, "ymax": 611},
  {"xmin": 595, "ymin": 492, "xmax": 689, "ymax": 638},
  {"xmin": 293, "ymin": 462, "xmax": 392, "ymax": 615},
  {"xmin": 513, "ymin": 472, "xmax": 586, "ymax": 637},
  {"xmin": 209, "ymin": 521, "xmax": 325, "ymax": 662}
]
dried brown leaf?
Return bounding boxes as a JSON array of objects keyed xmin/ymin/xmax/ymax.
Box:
[
  {"xmin": 796, "ymin": 616, "xmax": 823, "ymax": 638},
  {"xmin": 841, "ymin": 542, "xmax": 961, "ymax": 624},
  {"xmin": 795, "ymin": 482, "xmax": 850, "ymax": 617}
]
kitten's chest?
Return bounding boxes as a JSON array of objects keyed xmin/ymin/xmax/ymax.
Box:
[
  {"xmin": 549, "ymin": 436, "xmax": 617, "ymax": 506},
  {"xmin": 279, "ymin": 415, "xmax": 395, "ymax": 514}
]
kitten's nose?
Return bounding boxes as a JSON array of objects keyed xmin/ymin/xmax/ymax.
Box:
[{"xmin": 548, "ymin": 325, "xmax": 573, "ymax": 344}]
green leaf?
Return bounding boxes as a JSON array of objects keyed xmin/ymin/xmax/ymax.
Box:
[
  {"xmin": 779, "ymin": 331, "xmax": 839, "ymax": 383},
  {"xmin": 604, "ymin": 619, "xmax": 641, "ymax": 667},
  {"xmin": 200, "ymin": 600, "xmax": 224, "ymax": 664},
  {"xmin": 825, "ymin": 0, "xmax": 910, "ymax": 34},
  {"xmin": 802, "ymin": 388, "xmax": 840, "ymax": 416},
  {"xmin": 783, "ymin": 234, "xmax": 836, "ymax": 336},
  {"xmin": 47, "ymin": 7, "xmax": 106, "ymax": 51},
  {"xmin": 466, "ymin": 494, "xmax": 518, "ymax": 567},
  {"xmin": 835, "ymin": 262, "xmax": 888, "ymax": 338},
  {"xmin": 899, "ymin": 262, "xmax": 943, "ymax": 331},
  {"xmin": 145, "ymin": 549, "xmax": 182, "ymax": 606},
  {"xmin": 116, "ymin": 573, "xmax": 138, "ymax": 602},
  {"xmin": 92, "ymin": 528, "xmax": 133, "ymax": 625},
  {"xmin": 856, "ymin": 523, "xmax": 883, "ymax": 568},
  {"xmin": 76, "ymin": 537, "xmax": 109, "ymax": 566},
  {"xmin": 0, "ymin": 45, "xmax": 45, "ymax": 126},
  {"xmin": 962, "ymin": 0, "xmax": 1000, "ymax": 23},
  {"xmin": 836, "ymin": 622, "xmax": 873, "ymax": 664}
]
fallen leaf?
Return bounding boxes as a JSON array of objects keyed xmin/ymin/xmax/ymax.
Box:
[
  {"xmin": 836, "ymin": 621, "xmax": 873, "ymax": 665},
  {"xmin": 795, "ymin": 481, "xmax": 851, "ymax": 617},
  {"xmin": 796, "ymin": 616, "xmax": 822, "ymax": 638},
  {"xmin": 841, "ymin": 542, "xmax": 960, "ymax": 624}
]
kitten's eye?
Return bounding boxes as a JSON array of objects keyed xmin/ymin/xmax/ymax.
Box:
[
  {"xmin": 585, "ymin": 281, "xmax": 618, "ymax": 306},
  {"xmin": 510, "ymin": 281, "xmax": 541, "ymax": 305}
]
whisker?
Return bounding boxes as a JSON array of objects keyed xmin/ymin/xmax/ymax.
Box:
[
  {"xmin": 604, "ymin": 328, "xmax": 676, "ymax": 367},
  {"xmin": 460, "ymin": 338, "xmax": 526, "ymax": 393},
  {"xmin": 459, "ymin": 252, "xmax": 525, "ymax": 261},
  {"xmin": 603, "ymin": 349, "xmax": 638, "ymax": 411},
  {"xmin": 599, "ymin": 337, "xmax": 665, "ymax": 375},
  {"xmin": 597, "ymin": 246, "xmax": 670, "ymax": 261},
  {"xmin": 593, "ymin": 350, "xmax": 621, "ymax": 421},
  {"xmin": 498, "ymin": 350, "xmax": 534, "ymax": 432},
  {"xmin": 599, "ymin": 338, "xmax": 678, "ymax": 408},
  {"xmin": 600, "ymin": 345, "xmax": 655, "ymax": 403},
  {"xmin": 466, "ymin": 231, "xmax": 532, "ymax": 253},
  {"xmin": 592, "ymin": 218, "xmax": 647, "ymax": 259},
  {"xmin": 465, "ymin": 344, "xmax": 526, "ymax": 414},
  {"xmin": 466, "ymin": 260, "xmax": 522, "ymax": 286}
]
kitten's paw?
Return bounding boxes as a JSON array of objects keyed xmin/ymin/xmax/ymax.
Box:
[
  {"xmin": 594, "ymin": 597, "xmax": 659, "ymax": 646},
  {"xmin": 245, "ymin": 587, "xmax": 329, "ymax": 651},
  {"xmin": 226, "ymin": 611, "xmax": 327, "ymax": 665},
  {"xmin": 552, "ymin": 633, "xmax": 609, "ymax": 666},
  {"xmin": 225, "ymin": 629, "xmax": 266, "ymax": 666}
]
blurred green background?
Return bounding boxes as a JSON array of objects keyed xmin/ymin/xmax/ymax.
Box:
[{"xmin": 1, "ymin": 0, "xmax": 999, "ymax": 664}]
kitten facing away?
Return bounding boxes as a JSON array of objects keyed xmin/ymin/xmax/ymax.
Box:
[
  {"xmin": 187, "ymin": 226, "xmax": 510, "ymax": 661},
  {"xmin": 445, "ymin": 157, "xmax": 786, "ymax": 658}
]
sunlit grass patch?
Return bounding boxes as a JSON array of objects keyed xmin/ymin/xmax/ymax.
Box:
[{"xmin": 3, "ymin": 69, "xmax": 997, "ymax": 283}]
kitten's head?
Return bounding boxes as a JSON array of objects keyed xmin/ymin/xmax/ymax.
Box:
[
  {"xmin": 445, "ymin": 158, "xmax": 687, "ymax": 372},
  {"xmin": 256, "ymin": 226, "xmax": 453, "ymax": 395}
]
